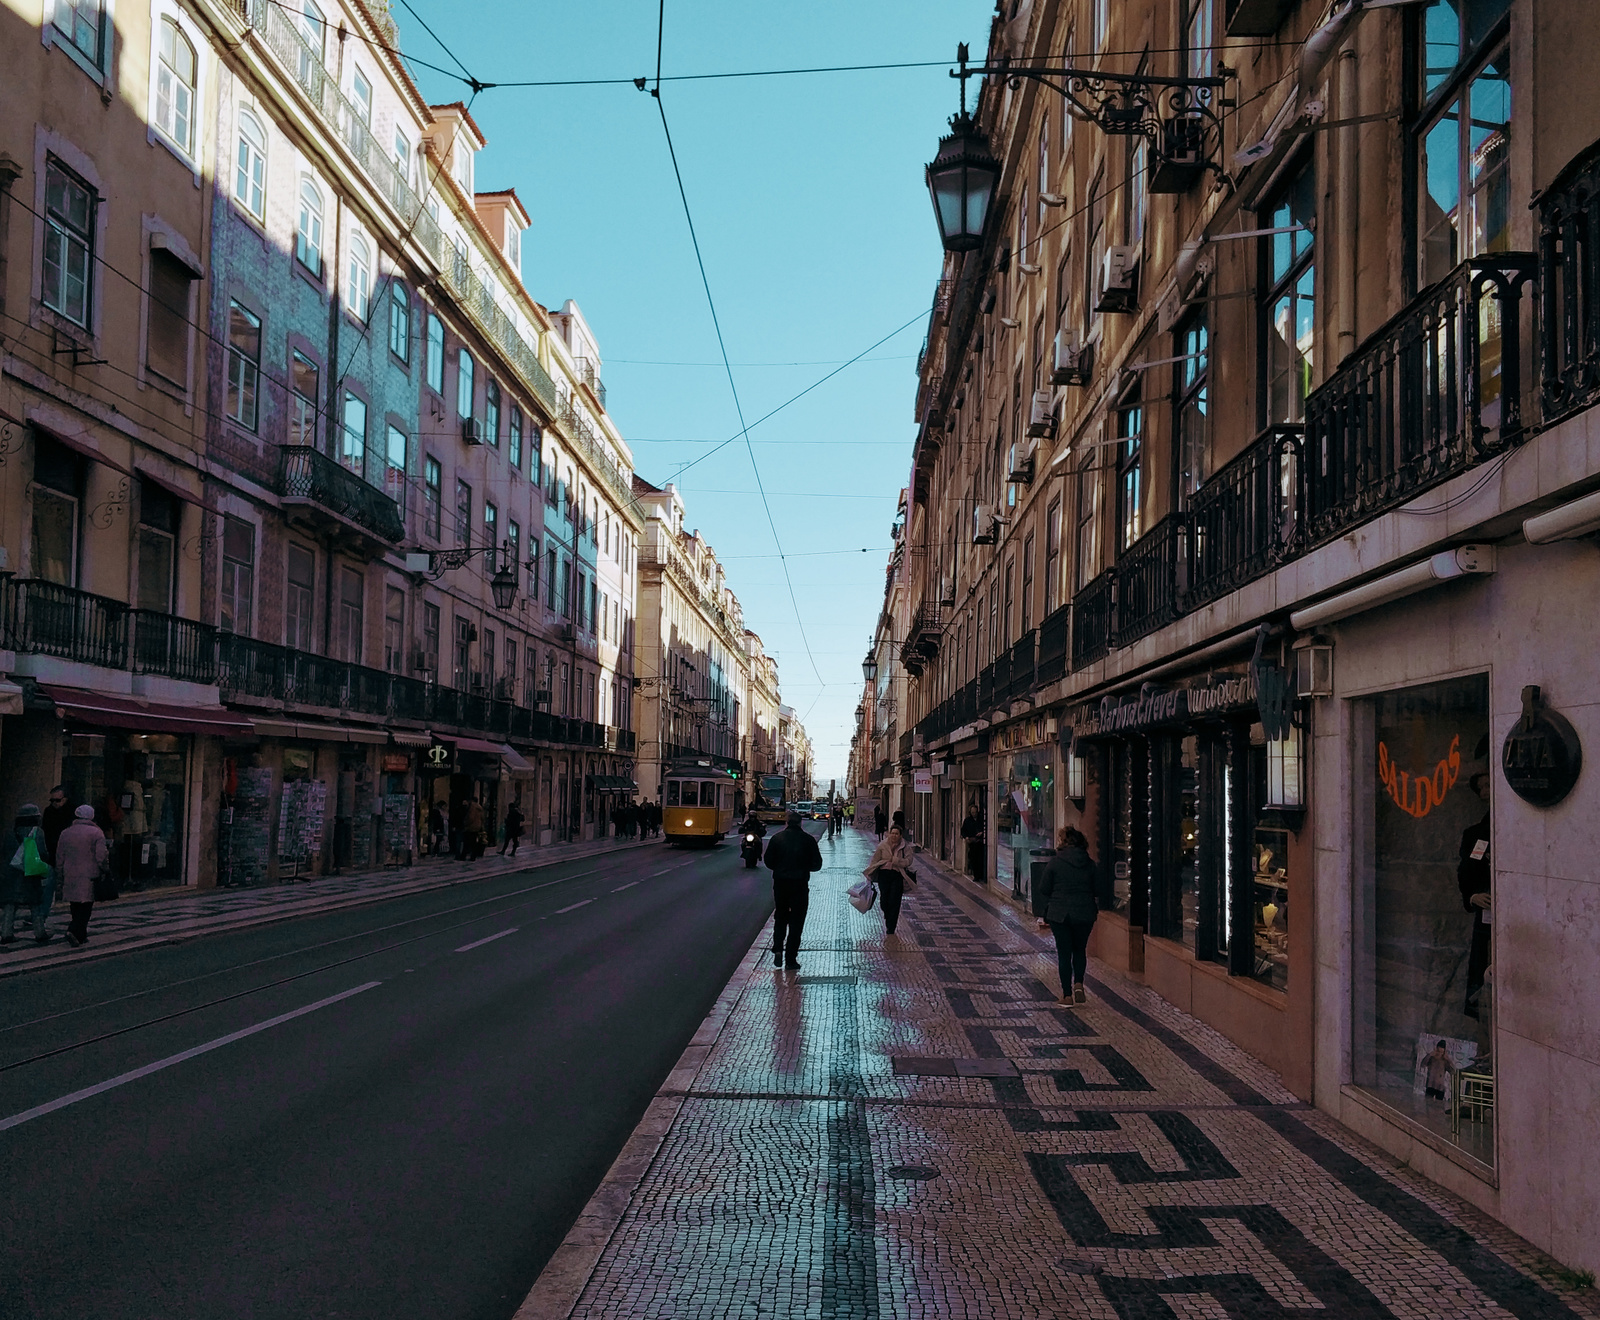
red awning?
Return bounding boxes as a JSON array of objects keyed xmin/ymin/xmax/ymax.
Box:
[
  {"xmin": 136, "ymin": 463, "xmax": 205, "ymax": 507},
  {"xmin": 31, "ymin": 423, "xmax": 133, "ymax": 476},
  {"xmin": 40, "ymin": 685, "xmax": 253, "ymax": 737},
  {"xmin": 454, "ymin": 736, "xmax": 504, "ymax": 755}
]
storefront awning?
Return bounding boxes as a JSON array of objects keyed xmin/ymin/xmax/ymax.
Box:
[
  {"xmin": 136, "ymin": 463, "xmax": 205, "ymax": 507},
  {"xmin": 502, "ymin": 746, "xmax": 536, "ymax": 775},
  {"xmin": 42, "ymin": 685, "xmax": 253, "ymax": 737},
  {"xmin": 391, "ymin": 730, "xmax": 435, "ymax": 748},
  {"xmin": 454, "ymin": 736, "xmax": 504, "ymax": 755},
  {"xmin": 0, "ymin": 681, "xmax": 23, "ymax": 717},
  {"xmin": 250, "ymin": 719, "xmax": 387, "ymax": 744}
]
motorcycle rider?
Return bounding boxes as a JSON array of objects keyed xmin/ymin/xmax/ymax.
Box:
[{"xmin": 740, "ymin": 810, "xmax": 767, "ymax": 865}]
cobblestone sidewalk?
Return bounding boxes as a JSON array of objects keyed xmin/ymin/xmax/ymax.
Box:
[
  {"xmin": 520, "ymin": 825, "xmax": 1597, "ymax": 1320},
  {"xmin": 0, "ymin": 833, "xmax": 661, "ymax": 979}
]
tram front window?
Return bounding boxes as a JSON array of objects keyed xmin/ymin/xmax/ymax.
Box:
[
  {"xmin": 701, "ymin": 783, "xmax": 720, "ymax": 806},
  {"xmin": 665, "ymin": 781, "xmax": 681, "ymax": 806}
]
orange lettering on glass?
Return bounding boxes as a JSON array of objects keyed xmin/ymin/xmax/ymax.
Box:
[{"xmin": 1377, "ymin": 735, "xmax": 1461, "ymax": 819}]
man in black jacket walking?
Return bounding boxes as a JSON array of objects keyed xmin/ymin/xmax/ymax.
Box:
[{"xmin": 762, "ymin": 811, "xmax": 823, "ymax": 969}]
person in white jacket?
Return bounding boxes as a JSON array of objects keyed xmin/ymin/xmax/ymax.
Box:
[
  {"xmin": 862, "ymin": 827, "xmax": 916, "ymax": 937},
  {"xmin": 56, "ymin": 804, "xmax": 109, "ymax": 948}
]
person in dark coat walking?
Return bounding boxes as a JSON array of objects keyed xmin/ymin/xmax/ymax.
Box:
[
  {"xmin": 42, "ymin": 785, "xmax": 75, "ymax": 861},
  {"xmin": 960, "ymin": 804, "xmax": 986, "ymax": 884},
  {"xmin": 0, "ymin": 805, "xmax": 53, "ymax": 946},
  {"xmin": 863, "ymin": 826, "xmax": 916, "ymax": 937},
  {"xmin": 449, "ymin": 799, "xmax": 467, "ymax": 860},
  {"xmin": 762, "ymin": 811, "xmax": 823, "ymax": 969},
  {"xmin": 500, "ymin": 802, "xmax": 525, "ymax": 856},
  {"xmin": 873, "ymin": 806, "xmax": 886, "ymax": 837},
  {"xmin": 1032, "ymin": 826, "xmax": 1111, "ymax": 1005},
  {"xmin": 55, "ymin": 805, "xmax": 108, "ymax": 948}
]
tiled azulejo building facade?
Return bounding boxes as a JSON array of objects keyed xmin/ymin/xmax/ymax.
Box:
[{"xmin": 857, "ymin": 0, "xmax": 1600, "ymax": 1274}]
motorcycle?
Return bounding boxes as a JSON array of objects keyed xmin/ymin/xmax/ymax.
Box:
[{"xmin": 740, "ymin": 830, "xmax": 762, "ymax": 868}]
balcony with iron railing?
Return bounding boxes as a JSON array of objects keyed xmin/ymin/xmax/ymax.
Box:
[
  {"xmin": 278, "ymin": 446, "xmax": 405, "ymax": 544},
  {"xmin": 1188, "ymin": 425, "xmax": 1302, "ymax": 609},
  {"xmin": 1036, "ymin": 605, "xmax": 1070, "ymax": 687},
  {"xmin": 0, "ymin": 579, "xmax": 220, "ymax": 685},
  {"xmin": 1539, "ymin": 139, "xmax": 1600, "ymax": 426}
]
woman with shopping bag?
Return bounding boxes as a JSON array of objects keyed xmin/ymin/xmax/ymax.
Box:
[{"xmin": 861, "ymin": 826, "xmax": 917, "ymax": 936}]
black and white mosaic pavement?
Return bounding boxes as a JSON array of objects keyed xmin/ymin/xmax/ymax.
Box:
[{"xmin": 560, "ymin": 826, "xmax": 1599, "ymax": 1320}]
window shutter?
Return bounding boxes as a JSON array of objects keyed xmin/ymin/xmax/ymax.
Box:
[{"xmin": 146, "ymin": 249, "xmax": 192, "ymax": 386}]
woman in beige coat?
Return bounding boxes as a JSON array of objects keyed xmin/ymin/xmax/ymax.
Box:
[
  {"xmin": 863, "ymin": 827, "xmax": 917, "ymax": 937},
  {"xmin": 56, "ymin": 804, "xmax": 109, "ymax": 948}
]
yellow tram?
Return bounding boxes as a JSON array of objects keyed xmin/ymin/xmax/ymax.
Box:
[{"xmin": 662, "ymin": 761, "xmax": 738, "ymax": 846}]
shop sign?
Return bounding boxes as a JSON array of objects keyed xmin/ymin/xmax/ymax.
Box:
[
  {"xmin": 423, "ymin": 740, "xmax": 454, "ymax": 772},
  {"xmin": 913, "ymin": 768, "xmax": 933, "ymax": 794},
  {"xmin": 1502, "ymin": 684, "xmax": 1582, "ymax": 808},
  {"xmin": 1070, "ymin": 671, "xmax": 1257, "ymax": 739},
  {"xmin": 1378, "ymin": 736, "xmax": 1460, "ymax": 819},
  {"xmin": 382, "ymin": 753, "xmax": 411, "ymax": 773},
  {"xmin": 929, "ymin": 759, "xmax": 946, "ymax": 777}
]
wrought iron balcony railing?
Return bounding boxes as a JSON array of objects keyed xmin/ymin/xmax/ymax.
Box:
[
  {"xmin": 277, "ymin": 446, "xmax": 405, "ymax": 543},
  {"xmin": 1538, "ymin": 139, "xmax": 1600, "ymax": 425},
  {"xmin": 1070, "ymin": 568, "xmax": 1114, "ymax": 670},
  {"xmin": 131, "ymin": 611, "xmax": 218, "ymax": 683},
  {"xmin": 0, "ymin": 580, "xmax": 220, "ymax": 684},
  {"xmin": 1036, "ymin": 604, "xmax": 1070, "ymax": 686},
  {"xmin": 1302, "ymin": 252, "xmax": 1534, "ymax": 549},
  {"xmin": 1116, "ymin": 514, "xmax": 1188, "ymax": 648},
  {"xmin": 1188, "ymin": 425, "xmax": 1302, "ymax": 610}
]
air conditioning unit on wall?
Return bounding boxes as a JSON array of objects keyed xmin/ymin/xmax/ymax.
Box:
[
  {"xmin": 1026, "ymin": 391, "xmax": 1054, "ymax": 440},
  {"xmin": 972, "ymin": 504, "xmax": 998, "ymax": 546},
  {"xmin": 1096, "ymin": 246, "xmax": 1138, "ymax": 314},
  {"xmin": 1052, "ymin": 329, "xmax": 1091, "ymax": 386},
  {"xmin": 462, "ymin": 417, "xmax": 484, "ymax": 445}
]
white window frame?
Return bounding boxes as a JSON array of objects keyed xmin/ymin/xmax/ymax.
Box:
[
  {"xmin": 346, "ymin": 230, "xmax": 372, "ymax": 321},
  {"xmin": 44, "ymin": 0, "xmax": 115, "ymax": 87},
  {"xmin": 146, "ymin": 1, "xmax": 203, "ymax": 183},
  {"xmin": 296, "ymin": 173, "xmax": 325, "ymax": 277},
  {"xmin": 235, "ymin": 106, "xmax": 267, "ymax": 224},
  {"xmin": 351, "ymin": 65, "xmax": 373, "ymax": 126},
  {"xmin": 31, "ymin": 130, "xmax": 108, "ymax": 348}
]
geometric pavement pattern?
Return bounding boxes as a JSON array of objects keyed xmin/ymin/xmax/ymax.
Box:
[{"xmin": 560, "ymin": 826, "xmax": 1599, "ymax": 1320}]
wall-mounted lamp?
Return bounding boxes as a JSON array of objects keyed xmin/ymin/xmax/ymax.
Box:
[
  {"xmin": 1294, "ymin": 635, "xmax": 1333, "ymax": 697},
  {"xmin": 1265, "ymin": 721, "xmax": 1305, "ymax": 811},
  {"xmin": 1067, "ymin": 749, "xmax": 1087, "ymax": 802}
]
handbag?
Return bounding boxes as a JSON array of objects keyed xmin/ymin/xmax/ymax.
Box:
[
  {"xmin": 847, "ymin": 878, "xmax": 877, "ymax": 913},
  {"xmin": 22, "ymin": 832, "xmax": 49, "ymax": 878}
]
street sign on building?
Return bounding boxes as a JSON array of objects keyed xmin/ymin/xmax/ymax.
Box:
[{"xmin": 913, "ymin": 768, "xmax": 933, "ymax": 794}]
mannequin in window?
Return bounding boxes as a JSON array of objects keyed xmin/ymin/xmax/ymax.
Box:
[{"xmin": 1458, "ymin": 772, "xmax": 1492, "ymax": 1018}]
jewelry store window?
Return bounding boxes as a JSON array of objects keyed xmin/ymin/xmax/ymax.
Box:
[{"xmin": 1352, "ymin": 673, "xmax": 1493, "ymax": 1164}]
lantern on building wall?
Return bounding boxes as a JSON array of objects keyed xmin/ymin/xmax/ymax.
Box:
[
  {"xmin": 925, "ymin": 110, "xmax": 1000, "ymax": 254},
  {"xmin": 862, "ymin": 651, "xmax": 880, "ymax": 683},
  {"xmin": 1266, "ymin": 720, "xmax": 1305, "ymax": 811},
  {"xmin": 1067, "ymin": 748, "xmax": 1087, "ymax": 802},
  {"xmin": 1294, "ymin": 635, "xmax": 1334, "ymax": 697}
]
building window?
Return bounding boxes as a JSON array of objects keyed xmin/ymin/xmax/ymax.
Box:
[
  {"xmin": 296, "ymin": 177, "xmax": 324, "ymax": 276},
  {"xmin": 454, "ymin": 478, "xmax": 471, "ymax": 547},
  {"xmin": 346, "ymin": 234, "xmax": 371, "ymax": 321},
  {"xmin": 383, "ymin": 584, "xmax": 404, "ymax": 673},
  {"xmin": 422, "ymin": 600, "xmax": 440, "ymax": 676},
  {"xmin": 1352, "ymin": 672, "xmax": 1491, "ymax": 1160},
  {"xmin": 589, "ymin": 580, "xmax": 598, "ymax": 633},
  {"xmin": 453, "ymin": 615, "xmax": 471, "ymax": 690},
  {"xmin": 484, "ymin": 501, "xmax": 497, "ymax": 570},
  {"xmin": 286, "ymin": 543, "xmax": 315, "ymax": 649},
  {"xmin": 388, "ymin": 282, "xmax": 410, "ymax": 363},
  {"xmin": 1186, "ymin": 0, "xmax": 1213, "ymax": 80},
  {"xmin": 225, "ymin": 301, "xmax": 261, "ymax": 430},
  {"xmin": 145, "ymin": 250, "xmax": 193, "ymax": 388},
  {"xmin": 457, "ymin": 348, "xmax": 474, "ymax": 419},
  {"xmin": 1126, "ymin": 138, "xmax": 1148, "ymax": 248},
  {"xmin": 54, "ymin": 0, "xmax": 105, "ymax": 66},
  {"xmin": 1176, "ymin": 313, "xmax": 1209, "ymax": 500},
  {"xmin": 482, "ymin": 627, "xmax": 495, "ymax": 690},
  {"xmin": 351, "ymin": 67, "xmax": 372, "ymax": 125},
  {"xmin": 340, "ymin": 391, "xmax": 366, "ymax": 477},
  {"xmin": 1084, "ymin": 171, "xmax": 1106, "ymax": 336},
  {"xmin": 509, "ymin": 405, "xmax": 523, "ymax": 470},
  {"xmin": 528, "ymin": 537, "xmax": 540, "ymax": 599},
  {"xmin": 1263, "ymin": 164, "xmax": 1316, "ymax": 424},
  {"xmin": 423, "ymin": 456, "xmax": 442, "ymax": 539},
  {"xmin": 235, "ymin": 110, "xmax": 267, "ymax": 221},
  {"xmin": 220, "ymin": 515, "xmax": 255, "ymax": 636},
  {"xmin": 155, "ymin": 18, "xmax": 197, "ymax": 157},
  {"xmin": 507, "ymin": 519, "xmax": 520, "ymax": 584},
  {"xmin": 30, "ymin": 443, "xmax": 80, "ymax": 586},
  {"xmin": 296, "ymin": 0, "xmax": 325, "ymax": 83},
  {"xmin": 42, "ymin": 160, "xmax": 94, "ymax": 328},
  {"xmin": 1044, "ymin": 496, "xmax": 1062, "ymax": 614},
  {"xmin": 504, "ymin": 639, "xmax": 516, "ymax": 700},
  {"xmin": 546, "ymin": 548, "xmax": 556, "ymax": 609},
  {"xmin": 485, "ymin": 379, "xmax": 500, "ymax": 448},
  {"xmin": 1020, "ymin": 533, "xmax": 1034, "ymax": 634},
  {"xmin": 426, "ymin": 313, "xmax": 444, "ymax": 392},
  {"xmin": 1419, "ymin": 36, "xmax": 1510, "ymax": 288},
  {"xmin": 1075, "ymin": 448, "xmax": 1100, "ymax": 591},
  {"xmin": 385, "ymin": 425, "xmax": 406, "ymax": 485},
  {"xmin": 338, "ymin": 566, "xmax": 363, "ymax": 663},
  {"xmin": 531, "ymin": 425, "xmax": 543, "ymax": 485},
  {"xmin": 290, "ymin": 351, "xmax": 318, "ymax": 446},
  {"xmin": 524, "ymin": 645, "xmax": 538, "ymax": 707},
  {"xmin": 136, "ymin": 483, "xmax": 178, "ymax": 613},
  {"xmin": 1116, "ymin": 389, "xmax": 1143, "ymax": 553},
  {"xmin": 393, "ymin": 126, "xmax": 411, "ymax": 183}
]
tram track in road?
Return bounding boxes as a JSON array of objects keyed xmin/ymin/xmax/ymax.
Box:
[{"xmin": 0, "ymin": 849, "xmax": 707, "ymax": 1077}]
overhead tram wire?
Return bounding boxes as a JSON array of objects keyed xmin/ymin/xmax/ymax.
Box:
[{"xmin": 644, "ymin": 9, "xmax": 822, "ymax": 688}]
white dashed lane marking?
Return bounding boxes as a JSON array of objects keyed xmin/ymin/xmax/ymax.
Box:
[
  {"xmin": 551, "ymin": 900, "xmax": 594, "ymax": 915},
  {"xmin": 454, "ymin": 928, "xmax": 519, "ymax": 953}
]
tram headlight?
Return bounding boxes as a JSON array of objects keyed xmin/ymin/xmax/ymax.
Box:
[{"xmin": 684, "ymin": 818, "xmax": 693, "ymax": 827}]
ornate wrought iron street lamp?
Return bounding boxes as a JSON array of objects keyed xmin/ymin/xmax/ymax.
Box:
[{"xmin": 925, "ymin": 45, "xmax": 1001, "ymax": 254}]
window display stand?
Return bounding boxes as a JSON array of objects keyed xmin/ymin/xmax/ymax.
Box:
[{"xmin": 1452, "ymin": 1064, "xmax": 1495, "ymax": 1136}]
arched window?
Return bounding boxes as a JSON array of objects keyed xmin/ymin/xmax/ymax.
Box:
[
  {"xmin": 296, "ymin": 177, "xmax": 323, "ymax": 274},
  {"xmin": 457, "ymin": 348, "xmax": 475, "ymax": 419},
  {"xmin": 235, "ymin": 110, "xmax": 266, "ymax": 220},
  {"xmin": 156, "ymin": 18, "xmax": 197, "ymax": 155},
  {"xmin": 346, "ymin": 233, "xmax": 371, "ymax": 321}
]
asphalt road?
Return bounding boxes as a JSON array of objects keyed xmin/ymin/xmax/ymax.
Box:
[{"xmin": 0, "ymin": 828, "xmax": 788, "ymax": 1320}]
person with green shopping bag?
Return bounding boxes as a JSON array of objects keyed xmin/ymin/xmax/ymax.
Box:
[{"xmin": 1, "ymin": 803, "xmax": 54, "ymax": 945}]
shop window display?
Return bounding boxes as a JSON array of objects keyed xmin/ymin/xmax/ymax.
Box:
[
  {"xmin": 61, "ymin": 731, "xmax": 188, "ymax": 888},
  {"xmin": 1352, "ymin": 673, "xmax": 1493, "ymax": 1163},
  {"xmin": 1108, "ymin": 742, "xmax": 1133, "ymax": 914},
  {"xmin": 998, "ymin": 755, "xmax": 1054, "ymax": 901},
  {"xmin": 1177, "ymin": 735, "xmax": 1199, "ymax": 949}
]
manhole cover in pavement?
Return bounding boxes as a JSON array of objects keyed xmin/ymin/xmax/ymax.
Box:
[
  {"xmin": 885, "ymin": 1165, "xmax": 941, "ymax": 1180},
  {"xmin": 1056, "ymin": 1255, "xmax": 1104, "ymax": 1275},
  {"xmin": 891, "ymin": 1056, "xmax": 1020, "ymax": 1079}
]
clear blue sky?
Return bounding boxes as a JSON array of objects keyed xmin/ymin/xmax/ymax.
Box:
[{"xmin": 398, "ymin": 0, "xmax": 989, "ymax": 788}]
